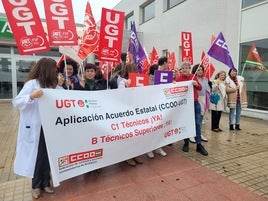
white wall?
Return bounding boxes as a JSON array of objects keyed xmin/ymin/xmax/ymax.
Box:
[{"xmin": 115, "ymin": 0, "xmax": 241, "ymax": 75}]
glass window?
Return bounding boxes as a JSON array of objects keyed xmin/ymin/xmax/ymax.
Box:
[
  {"xmin": 0, "ymin": 46, "xmax": 11, "ymax": 54},
  {"xmin": 242, "ymin": 0, "xmax": 265, "ymax": 8},
  {"xmin": 167, "ymin": 0, "xmax": 185, "ymax": 9},
  {"xmin": 239, "ymin": 39, "xmax": 268, "ymax": 111},
  {"xmin": 125, "ymin": 12, "xmax": 134, "ymax": 30},
  {"xmin": 16, "ymin": 60, "xmax": 36, "ymax": 94},
  {"xmin": 141, "ymin": 1, "xmax": 155, "ymax": 23},
  {"xmin": 0, "ymin": 58, "xmax": 12, "ymax": 99}
]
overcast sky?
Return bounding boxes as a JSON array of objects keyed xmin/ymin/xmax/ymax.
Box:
[{"xmin": 0, "ymin": 0, "xmax": 121, "ymax": 23}]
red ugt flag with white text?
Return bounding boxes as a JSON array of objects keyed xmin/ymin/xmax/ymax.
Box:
[
  {"xmin": 2, "ymin": 0, "xmax": 50, "ymax": 55},
  {"xmin": 98, "ymin": 8, "xmax": 124, "ymax": 63},
  {"xmin": 181, "ymin": 32, "xmax": 193, "ymax": 64},
  {"xmin": 43, "ymin": 0, "xmax": 78, "ymax": 46}
]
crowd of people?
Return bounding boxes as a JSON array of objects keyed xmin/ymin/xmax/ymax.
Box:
[{"xmin": 12, "ymin": 56, "xmax": 247, "ymax": 199}]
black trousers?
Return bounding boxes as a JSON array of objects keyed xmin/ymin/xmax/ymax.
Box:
[
  {"xmin": 211, "ymin": 110, "xmax": 222, "ymax": 130},
  {"xmin": 32, "ymin": 127, "xmax": 51, "ymax": 189}
]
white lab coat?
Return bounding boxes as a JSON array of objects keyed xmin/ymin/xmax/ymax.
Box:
[{"xmin": 12, "ymin": 79, "xmax": 43, "ymax": 178}]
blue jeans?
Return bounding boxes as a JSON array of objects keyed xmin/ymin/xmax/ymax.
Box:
[
  {"xmin": 194, "ymin": 101, "xmax": 202, "ymax": 144},
  {"xmin": 229, "ymin": 102, "xmax": 241, "ymax": 125}
]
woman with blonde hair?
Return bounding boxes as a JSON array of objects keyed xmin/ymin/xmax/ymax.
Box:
[{"xmin": 210, "ymin": 71, "xmax": 227, "ymax": 132}]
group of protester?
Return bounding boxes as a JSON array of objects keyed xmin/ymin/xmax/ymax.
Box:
[{"xmin": 12, "ymin": 55, "xmax": 247, "ymax": 199}]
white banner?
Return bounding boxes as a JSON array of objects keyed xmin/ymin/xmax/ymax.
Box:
[{"xmin": 38, "ymin": 81, "xmax": 195, "ymax": 186}]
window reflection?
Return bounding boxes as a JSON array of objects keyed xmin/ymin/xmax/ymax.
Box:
[
  {"xmin": 0, "ymin": 58, "xmax": 12, "ymax": 99},
  {"xmin": 242, "ymin": 0, "xmax": 265, "ymax": 8},
  {"xmin": 239, "ymin": 39, "xmax": 268, "ymax": 110}
]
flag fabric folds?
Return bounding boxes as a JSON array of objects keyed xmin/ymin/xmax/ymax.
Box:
[
  {"xmin": 201, "ymin": 51, "xmax": 215, "ymax": 79},
  {"xmin": 128, "ymin": 21, "xmax": 147, "ymax": 73},
  {"xmin": 150, "ymin": 47, "xmax": 159, "ymax": 65},
  {"xmin": 246, "ymin": 44, "xmax": 264, "ymax": 66},
  {"xmin": 78, "ymin": 2, "xmax": 99, "ymax": 60},
  {"xmin": 207, "ymin": 32, "xmax": 236, "ymax": 70},
  {"xmin": 245, "ymin": 44, "xmax": 267, "ymax": 72}
]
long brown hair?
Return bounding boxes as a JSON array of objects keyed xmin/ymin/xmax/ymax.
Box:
[
  {"xmin": 26, "ymin": 57, "xmax": 58, "ymax": 88},
  {"xmin": 121, "ymin": 63, "xmax": 138, "ymax": 79}
]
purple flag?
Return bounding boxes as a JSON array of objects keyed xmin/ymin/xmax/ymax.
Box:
[
  {"xmin": 207, "ymin": 32, "xmax": 236, "ymax": 69},
  {"xmin": 129, "ymin": 21, "xmax": 146, "ymax": 73},
  {"xmin": 154, "ymin": 70, "xmax": 173, "ymax": 85}
]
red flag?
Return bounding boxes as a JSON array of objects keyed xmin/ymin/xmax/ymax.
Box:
[
  {"xmin": 245, "ymin": 44, "xmax": 267, "ymax": 72},
  {"xmin": 78, "ymin": 2, "xmax": 99, "ymax": 60},
  {"xmin": 99, "ymin": 61, "xmax": 115, "ymax": 79},
  {"xmin": 181, "ymin": 32, "xmax": 193, "ymax": 64},
  {"xmin": 168, "ymin": 52, "xmax": 176, "ymax": 70},
  {"xmin": 98, "ymin": 8, "xmax": 125, "ymax": 63},
  {"xmin": 246, "ymin": 44, "xmax": 263, "ymax": 65},
  {"xmin": 2, "ymin": 0, "xmax": 50, "ymax": 55},
  {"xmin": 150, "ymin": 47, "xmax": 159, "ymax": 65},
  {"xmin": 142, "ymin": 57, "xmax": 151, "ymax": 74},
  {"xmin": 129, "ymin": 73, "xmax": 149, "ymax": 87},
  {"xmin": 201, "ymin": 51, "xmax": 215, "ymax": 79},
  {"xmin": 43, "ymin": 0, "xmax": 78, "ymax": 46}
]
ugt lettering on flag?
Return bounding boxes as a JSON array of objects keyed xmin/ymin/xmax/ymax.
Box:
[{"xmin": 207, "ymin": 32, "xmax": 235, "ymax": 70}]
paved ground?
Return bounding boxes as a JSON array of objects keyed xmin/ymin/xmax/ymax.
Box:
[{"xmin": 0, "ymin": 100, "xmax": 267, "ymax": 201}]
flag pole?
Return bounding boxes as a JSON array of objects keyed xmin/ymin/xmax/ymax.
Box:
[
  {"xmin": 63, "ymin": 55, "xmax": 70, "ymax": 90},
  {"xmin": 106, "ymin": 62, "xmax": 109, "ymax": 90},
  {"xmin": 191, "ymin": 54, "xmax": 207, "ymax": 80},
  {"xmin": 241, "ymin": 62, "xmax": 247, "ymax": 77}
]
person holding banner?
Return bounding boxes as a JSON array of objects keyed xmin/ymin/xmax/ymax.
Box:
[
  {"xmin": 191, "ymin": 64, "xmax": 210, "ymax": 142},
  {"xmin": 210, "ymin": 71, "xmax": 227, "ymax": 132},
  {"xmin": 175, "ymin": 62, "xmax": 208, "ymax": 156},
  {"xmin": 117, "ymin": 63, "xmax": 144, "ymax": 166},
  {"xmin": 12, "ymin": 58, "xmax": 62, "ymax": 199},
  {"xmin": 225, "ymin": 69, "xmax": 247, "ymax": 130},
  {"xmin": 73, "ymin": 63, "xmax": 107, "ymax": 91},
  {"xmin": 59, "ymin": 59, "xmax": 79, "ymax": 90}
]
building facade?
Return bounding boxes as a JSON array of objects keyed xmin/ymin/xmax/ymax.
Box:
[{"xmin": 114, "ymin": 0, "xmax": 268, "ymax": 120}]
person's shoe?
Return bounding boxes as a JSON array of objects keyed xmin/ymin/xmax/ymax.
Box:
[
  {"xmin": 147, "ymin": 151, "xmax": 154, "ymax": 158},
  {"xmin": 155, "ymin": 148, "xmax": 167, "ymax": 156},
  {"xmin": 44, "ymin": 187, "xmax": 55, "ymax": 194},
  {"xmin": 182, "ymin": 143, "xmax": 189, "ymax": 152},
  {"xmin": 189, "ymin": 137, "xmax": 196, "ymax": 143},
  {"xmin": 212, "ymin": 128, "xmax": 219, "ymax": 132},
  {"xmin": 133, "ymin": 157, "xmax": 143, "ymax": 164},
  {"xmin": 126, "ymin": 159, "xmax": 136, "ymax": 166},
  {"xmin": 196, "ymin": 144, "xmax": 208, "ymax": 156},
  {"xmin": 201, "ymin": 135, "xmax": 208, "ymax": 142},
  {"xmin": 235, "ymin": 124, "xmax": 241, "ymax": 130},
  {"xmin": 218, "ymin": 128, "xmax": 223, "ymax": 132},
  {"xmin": 229, "ymin": 124, "xmax": 234, "ymax": 130},
  {"xmin": 32, "ymin": 188, "xmax": 41, "ymax": 199}
]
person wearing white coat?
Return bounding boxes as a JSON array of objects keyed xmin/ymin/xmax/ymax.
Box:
[
  {"xmin": 12, "ymin": 57, "xmax": 63, "ymax": 199},
  {"xmin": 209, "ymin": 71, "xmax": 227, "ymax": 132}
]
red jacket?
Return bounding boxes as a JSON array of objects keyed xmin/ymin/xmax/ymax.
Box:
[{"xmin": 175, "ymin": 74, "xmax": 202, "ymax": 101}]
